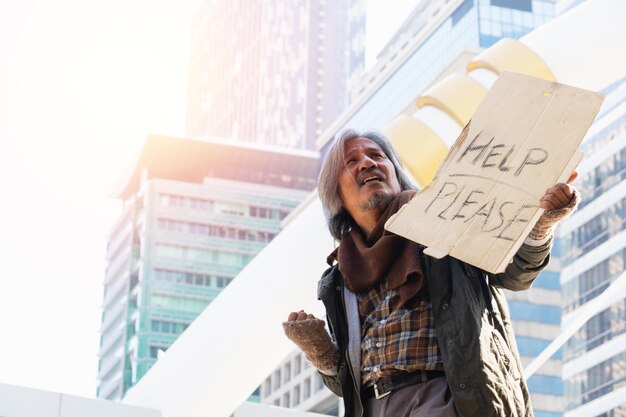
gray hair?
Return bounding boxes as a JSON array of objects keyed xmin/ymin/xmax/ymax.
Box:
[{"xmin": 318, "ymin": 129, "xmax": 417, "ymax": 241}]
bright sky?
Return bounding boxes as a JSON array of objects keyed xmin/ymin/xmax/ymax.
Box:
[{"xmin": 0, "ymin": 0, "xmax": 418, "ymax": 398}]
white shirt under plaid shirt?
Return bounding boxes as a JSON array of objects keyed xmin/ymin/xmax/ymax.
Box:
[{"xmin": 358, "ymin": 278, "xmax": 443, "ymax": 386}]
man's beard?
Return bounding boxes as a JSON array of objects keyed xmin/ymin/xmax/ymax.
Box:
[{"xmin": 360, "ymin": 192, "xmax": 395, "ymax": 212}]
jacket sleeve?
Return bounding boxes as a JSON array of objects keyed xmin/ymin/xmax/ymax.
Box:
[
  {"xmin": 487, "ymin": 238, "xmax": 552, "ymax": 291},
  {"xmin": 316, "ymin": 266, "xmax": 345, "ymax": 397},
  {"xmin": 319, "ymin": 371, "xmax": 343, "ymax": 397}
]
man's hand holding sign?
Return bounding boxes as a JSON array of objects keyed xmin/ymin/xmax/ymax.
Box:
[
  {"xmin": 531, "ymin": 170, "xmax": 579, "ymax": 240},
  {"xmin": 386, "ymin": 72, "xmax": 604, "ymax": 273}
]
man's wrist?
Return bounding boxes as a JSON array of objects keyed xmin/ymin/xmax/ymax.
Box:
[
  {"xmin": 524, "ymin": 234, "xmax": 551, "ymax": 246},
  {"xmin": 318, "ymin": 367, "xmax": 338, "ymax": 376}
]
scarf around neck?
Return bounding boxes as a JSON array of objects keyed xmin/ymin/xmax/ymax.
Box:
[{"xmin": 327, "ymin": 190, "xmax": 425, "ymax": 303}]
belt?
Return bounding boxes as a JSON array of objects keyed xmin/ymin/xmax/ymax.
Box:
[{"xmin": 361, "ymin": 370, "xmax": 446, "ymax": 400}]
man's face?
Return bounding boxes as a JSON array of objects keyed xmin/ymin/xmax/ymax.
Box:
[{"xmin": 338, "ymin": 137, "xmax": 402, "ymax": 221}]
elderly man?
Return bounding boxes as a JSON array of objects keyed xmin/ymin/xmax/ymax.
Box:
[{"xmin": 283, "ymin": 130, "xmax": 577, "ymax": 417}]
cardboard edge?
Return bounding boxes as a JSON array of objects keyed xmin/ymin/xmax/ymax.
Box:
[
  {"xmin": 423, "ymin": 247, "xmax": 449, "ymax": 259},
  {"xmin": 558, "ymin": 150, "xmax": 584, "ymax": 183}
]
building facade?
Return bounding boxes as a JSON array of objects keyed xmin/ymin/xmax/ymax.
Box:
[
  {"xmin": 558, "ymin": 77, "xmax": 626, "ymax": 417},
  {"xmin": 325, "ymin": 0, "xmax": 581, "ymax": 144},
  {"xmin": 262, "ymin": 351, "xmax": 339, "ymax": 416},
  {"xmin": 186, "ymin": 0, "xmax": 366, "ymax": 150},
  {"xmin": 97, "ymin": 135, "xmax": 318, "ymax": 400}
]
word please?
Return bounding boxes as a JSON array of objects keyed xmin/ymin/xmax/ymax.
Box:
[
  {"xmin": 425, "ymin": 181, "xmax": 536, "ymax": 241},
  {"xmin": 456, "ymin": 131, "xmax": 548, "ymax": 176}
]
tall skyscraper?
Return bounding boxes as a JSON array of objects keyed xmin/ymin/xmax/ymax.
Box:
[
  {"xmin": 558, "ymin": 76, "xmax": 626, "ymax": 416},
  {"xmin": 99, "ymin": 0, "xmax": 362, "ymax": 402},
  {"xmin": 97, "ymin": 135, "xmax": 318, "ymax": 400},
  {"xmin": 185, "ymin": 0, "xmax": 366, "ymax": 150}
]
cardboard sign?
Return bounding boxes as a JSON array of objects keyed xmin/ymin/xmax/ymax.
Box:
[{"xmin": 385, "ymin": 72, "xmax": 604, "ymax": 273}]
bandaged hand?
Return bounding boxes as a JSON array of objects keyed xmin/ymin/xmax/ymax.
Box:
[
  {"xmin": 283, "ymin": 311, "xmax": 339, "ymax": 373},
  {"xmin": 529, "ymin": 175, "xmax": 579, "ymax": 240}
]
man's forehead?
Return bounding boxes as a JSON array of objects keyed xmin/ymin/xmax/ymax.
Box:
[{"xmin": 343, "ymin": 137, "xmax": 385, "ymax": 155}]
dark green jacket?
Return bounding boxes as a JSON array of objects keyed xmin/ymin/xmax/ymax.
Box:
[{"xmin": 317, "ymin": 241, "xmax": 552, "ymax": 417}]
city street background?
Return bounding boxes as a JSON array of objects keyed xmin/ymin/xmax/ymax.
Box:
[{"xmin": 0, "ymin": 0, "xmax": 418, "ymax": 398}]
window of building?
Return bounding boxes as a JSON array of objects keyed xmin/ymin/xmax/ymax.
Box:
[
  {"xmin": 149, "ymin": 344, "xmax": 169, "ymax": 359},
  {"xmin": 490, "ymin": 0, "xmax": 532, "ymax": 12},
  {"xmin": 155, "ymin": 244, "xmax": 184, "ymax": 259},
  {"xmin": 294, "ymin": 354, "xmax": 301, "ymax": 375},
  {"xmin": 274, "ymin": 370, "xmax": 281, "ymax": 390},
  {"xmin": 151, "ymin": 295, "xmax": 210, "ymax": 313},
  {"xmin": 154, "ymin": 269, "xmax": 212, "ymax": 288},
  {"xmin": 578, "ymin": 146, "xmax": 626, "ymax": 211},
  {"xmin": 283, "ymin": 392, "xmax": 290, "ymax": 407},
  {"xmin": 565, "ymin": 351, "xmax": 626, "ymax": 408},
  {"xmin": 156, "ymin": 217, "xmax": 276, "ymax": 244},
  {"xmin": 217, "ymin": 252, "xmax": 242, "ymax": 266},
  {"xmin": 189, "ymin": 197, "xmax": 212, "ymax": 211},
  {"xmin": 284, "ymin": 363, "xmax": 291, "ymax": 383},
  {"xmin": 264, "ymin": 377, "xmax": 271, "ymax": 397},
  {"xmin": 216, "ymin": 276, "xmax": 232, "ymax": 288},
  {"xmin": 150, "ymin": 319, "xmax": 190, "ymax": 335},
  {"xmin": 293, "ymin": 385, "xmax": 300, "ymax": 406},
  {"xmin": 303, "ymin": 378, "xmax": 311, "ymax": 399},
  {"xmin": 561, "ymin": 196, "xmax": 626, "ymax": 264},
  {"xmin": 315, "ymin": 373, "xmax": 325, "ymax": 392},
  {"xmin": 161, "ymin": 321, "xmax": 171, "ymax": 333},
  {"xmin": 216, "ymin": 202, "xmax": 247, "ymax": 216},
  {"xmin": 452, "ymin": 0, "xmax": 473, "ymax": 25},
  {"xmin": 160, "ymin": 194, "xmax": 186, "ymax": 208}
]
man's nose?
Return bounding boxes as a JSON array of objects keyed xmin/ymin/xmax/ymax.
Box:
[{"xmin": 358, "ymin": 156, "xmax": 376, "ymax": 170}]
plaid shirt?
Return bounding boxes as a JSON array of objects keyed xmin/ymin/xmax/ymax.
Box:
[{"xmin": 358, "ymin": 279, "xmax": 443, "ymax": 386}]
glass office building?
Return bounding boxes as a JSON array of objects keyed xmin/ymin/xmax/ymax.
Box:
[
  {"xmin": 558, "ymin": 77, "xmax": 626, "ymax": 417},
  {"xmin": 335, "ymin": 0, "xmax": 562, "ymax": 139},
  {"xmin": 97, "ymin": 135, "xmax": 318, "ymax": 401},
  {"xmin": 186, "ymin": 0, "xmax": 366, "ymax": 150}
]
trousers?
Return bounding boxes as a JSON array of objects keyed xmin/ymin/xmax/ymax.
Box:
[{"xmin": 363, "ymin": 376, "xmax": 459, "ymax": 417}]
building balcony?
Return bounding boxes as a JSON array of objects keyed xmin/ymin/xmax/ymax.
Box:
[
  {"xmin": 100, "ymin": 299, "xmax": 127, "ymax": 335},
  {"xmin": 102, "ymin": 274, "xmax": 128, "ymax": 309},
  {"xmin": 107, "ymin": 224, "xmax": 132, "ymax": 260},
  {"xmin": 98, "ymin": 329, "xmax": 124, "ymax": 362},
  {"xmin": 98, "ymin": 370, "xmax": 124, "ymax": 401},
  {"xmin": 108, "ymin": 203, "xmax": 134, "ymax": 242},
  {"xmin": 104, "ymin": 254, "xmax": 131, "ymax": 286},
  {"xmin": 98, "ymin": 355, "xmax": 122, "ymax": 382}
]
